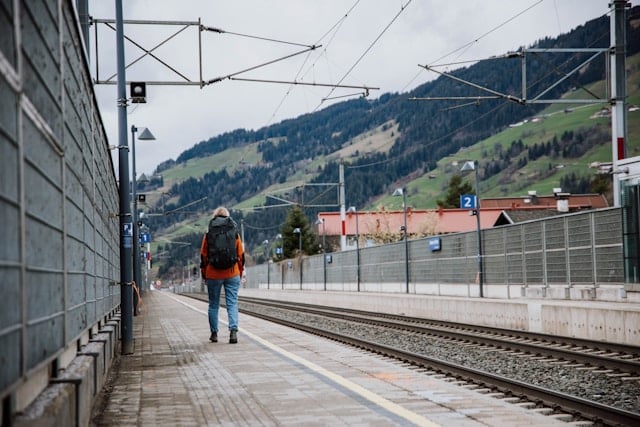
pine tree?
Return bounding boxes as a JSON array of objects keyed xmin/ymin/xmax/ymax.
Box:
[
  {"xmin": 436, "ymin": 175, "xmax": 474, "ymax": 208},
  {"xmin": 281, "ymin": 206, "xmax": 318, "ymax": 258}
]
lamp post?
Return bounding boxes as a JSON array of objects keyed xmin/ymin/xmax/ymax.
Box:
[
  {"xmin": 392, "ymin": 188, "xmax": 409, "ymax": 293},
  {"xmin": 293, "ymin": 228, "xmax": 302, "ymax": 289},
  {"xmin": 461, "ymin": 160, "xmax": 484, "ymax": 297},
  {"xmin": 346, "ymin": 207, "xmax": 360, "ymax": 291},
  {"xmin": 262, "ymin": 239, "xmax": 270, "ymax": 289},
  {"xmin": 114, "ymin": 0, "xmax": 134, "ymax": 355},
  {"xmin": 315, "ymin": 218, "xmax": 327, "ymax": 291},
  {"xmin": 130, "ymin": 126, "xmax": 155, "ymax": 308}
]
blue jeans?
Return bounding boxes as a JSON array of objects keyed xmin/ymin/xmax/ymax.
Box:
[{"xmin": 206, "ymin": 275, "xmax": 240, "ymax": 333}]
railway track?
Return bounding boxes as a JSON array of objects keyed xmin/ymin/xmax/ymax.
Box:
[
  {"xmin": 239, "ymin": 296, "xmax": 640, "ymax": 376},
  {"xmin": 185, "ymin": 293, "xmax": 640, "ymax": 426}
]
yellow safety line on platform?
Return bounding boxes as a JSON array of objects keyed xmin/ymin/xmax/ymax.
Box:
[{"xmin": 167, "ymin": 292, "xmax": 440, "ymax": 427}]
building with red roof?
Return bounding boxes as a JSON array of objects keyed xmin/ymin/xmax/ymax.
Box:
[{"xmin": 316, "ymin": 192, "xmax": 609, "ymax": 251}]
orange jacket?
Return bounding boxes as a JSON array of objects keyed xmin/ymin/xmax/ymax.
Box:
[{"xmin": 200, "ymin": 233, "xmax": 245, "ymax": 280}]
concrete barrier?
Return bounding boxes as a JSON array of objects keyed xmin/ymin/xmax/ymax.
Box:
[
  {"xmin": 13, "ymin": 317, "xmax": 120, "ymax": 427},
  {"xmin": 242, "ymin": 289, "xmax": 640, "ymax": 346}
]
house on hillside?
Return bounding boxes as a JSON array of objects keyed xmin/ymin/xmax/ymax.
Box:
[{"xmin": 316, "ymin": 192, "xmax": 609, "ymax": 252}]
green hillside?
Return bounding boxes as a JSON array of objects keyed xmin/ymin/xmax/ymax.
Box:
[
  {"xmin": 155, "ymin": 53, "xmax": 639, "ymax": 243},
  {"xmin": 160, "ymin": 143, "xmax": 262, "ymax": 187},
  {"xmin": 377, "ymin": 54, "xmax": 640, "ymax": 210}
]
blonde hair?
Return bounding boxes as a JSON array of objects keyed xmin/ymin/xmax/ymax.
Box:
[{"xmin": 212, "ymin": 206, "xmax": 230, "ymax": 218}]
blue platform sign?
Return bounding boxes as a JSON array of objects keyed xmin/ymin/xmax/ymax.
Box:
[
  {"xmin": 460, "ymin": 194, "xmax": 477, "ymax": 209},
  {"xmin": 429, "ymin": 237, "xmax": 442, "ymax": 252},
  {"xmin": 140, "ymin": 232, "xmax": 151, "ymax": 243}
]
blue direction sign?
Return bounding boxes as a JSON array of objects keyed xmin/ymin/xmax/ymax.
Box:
[{"xmin": 460, "ymin": 194, "xmax": 477, "ymax": 209}]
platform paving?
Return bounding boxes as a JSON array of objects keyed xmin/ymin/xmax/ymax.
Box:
[{"xmin": 91, "ymin": 290, "xmax": 574, "ymax": 426}]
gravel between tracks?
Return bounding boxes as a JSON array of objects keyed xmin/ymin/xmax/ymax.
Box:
[{"xmin": 244, "ymin": 303, "xmax": 640, "ymax": 414}]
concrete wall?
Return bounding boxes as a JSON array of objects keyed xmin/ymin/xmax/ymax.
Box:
[
  {"xmin": 241, "ymin": 288, "xmax": 640, "ymax": 346},
  {"xmin": 0, "ymin": 1, "xmax": 121, "ymax": 424}
]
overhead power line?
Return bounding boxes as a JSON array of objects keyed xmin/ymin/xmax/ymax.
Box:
[
  {"xmin": 201, "ymin": 26, "xmax": 316, "ymax": 48},
  {"xmin": 265, "ymin": 0, "xmax": 363, "ymax": 125},
  {"xmin": 316, "ymin": 0, "xmax": 414, "ymax": 110},
  {"xmin": 400, "ymin": 0, "xmax": 545, "ymax": 92}
]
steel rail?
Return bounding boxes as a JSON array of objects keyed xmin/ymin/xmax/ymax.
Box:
[{"xmin": 239, "ymin": 297, "xmax": 640, "ymax": 374}]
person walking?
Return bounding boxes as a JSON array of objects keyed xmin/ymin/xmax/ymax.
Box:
[{"xmin": 200, "ymin": 207, "xmax": 245, "ymax": 344}]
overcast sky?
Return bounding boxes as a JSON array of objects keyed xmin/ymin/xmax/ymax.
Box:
[{"xmin": 88, "ymin": 0, "xmax": 635, "ymax": 176}]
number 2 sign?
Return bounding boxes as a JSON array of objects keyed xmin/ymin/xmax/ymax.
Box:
[{"xmin": 460, "ymin": 194, "xmax": 477, "ymax": 209}]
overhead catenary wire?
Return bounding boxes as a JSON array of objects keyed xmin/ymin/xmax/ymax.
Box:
[
  {"xmin": 229, "ymin": 77, "xmax": 377, "ymax": 92},
  {"xmin": 530, "ymin": 51, "xmax": 604, "ymax": 101},
  {"xmin": 426, "ymin": 52, "xmax": 523, "ymax": 69},
  {"xmin": 302, "ymin": 184, "xmax": 339, "ymax": 207},
  {"xmin": 408, "ymin": 0, "xmax": 612, "ymax": 110},
  {"xmin": 322, "ymin": 90, "xmax": 369, "ymax": 102},
  {"xmin": 240, "ymin": 220, "xmax": 285, "ymax": 231},
  {"xmin": 163, "ymin": 197, "xmax": 208, "ymax": 215},
  {"xmin": 201, "ymin": 25, "xmax": 317, "ymax": 49},
  {"xmin": 203, "ymin": 45, "xmax": 321, "ymax": 86},
  {"xmin": 265, "ymin": 0, "xmax": 363, "ymax": 126},
  {"xmin": 315, "ymin": 0, "xmax": 414, "ymax": 111},
  {"xmin": 400, "ymin": 0, "xmax": 545, "ymax": 93},
  {"xmin": 235, "ymin": 203, "xmax": 293, "ymax": 212},
  {"xmin": 434, "ymin": 0, "xmax": 545, "ymax": 66},
  {"xmin": 201, "ymin": 10, "xmax": 378, "ymax": 94},
  {"xmin": 417, "ymin": 63, "xmax": 525, "ymax": 105},
  {"xmin": 203, "ymin": 1, "xmax": 380, "ymax": 123}
]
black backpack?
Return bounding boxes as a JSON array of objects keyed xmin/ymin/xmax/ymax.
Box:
[{"xmin": 206, "ymin": 216, "xmax": 239, "ymax": 269}]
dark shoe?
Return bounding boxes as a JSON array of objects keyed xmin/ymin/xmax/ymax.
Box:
[
  {"xmin": 229, "ymin": 330, "xmax": 237, "ymax": 344},
  {"xmin": 209, "ymin": 332, "xmax": 218, "ymax": 343}
]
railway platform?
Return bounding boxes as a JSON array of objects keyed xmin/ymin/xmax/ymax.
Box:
[{"xmin": 91, "ymin": 290, "xmax": 583, "ymax": 426}]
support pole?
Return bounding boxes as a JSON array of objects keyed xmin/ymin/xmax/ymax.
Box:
[
  {"xmin": 355, "ymin": 212, "xmax": 360, "ymax": 292},
  {"xmin": 610, "ymin": 0, "xmax": 628, "ymax": 207},
  {"xmin": 322, "ymin": 221, "xmax": 327, "ymax": 291},
  {"xmin": 474, "ymin": 162, "xmax": 484, "ymax": 298},
  {"xmin": 402, "ymin": 192, "xmax": 409, "ymax": 294},
  {"xmin": 339, "ymin": 162, "xmax": 346, "ymax": 251},
  {"xmin": 115, "ymin": 0, "xmax": 134, "ymax": 354},
  {"xmin": 131, "ymin": 126, "xmax": 140, "ymax": 312},
  {"xmin": 77, "ymin": 0, "xmax": 90, "ymax": 59}
]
